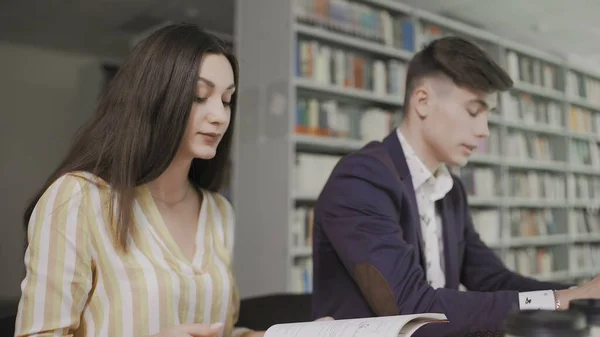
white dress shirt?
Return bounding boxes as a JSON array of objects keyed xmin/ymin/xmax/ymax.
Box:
[{"xmin": 396, "ymin": 129, "xmax": 556, "ymax": 310}]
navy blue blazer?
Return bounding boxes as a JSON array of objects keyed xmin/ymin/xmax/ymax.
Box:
[{"xmin": 311, "ymin": 131, "xmax": 568, "ymax": 337}]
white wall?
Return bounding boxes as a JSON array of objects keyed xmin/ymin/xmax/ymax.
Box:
[{"xmin": 0, "ymin": 42, "xmax": 105, "ymax": 302}]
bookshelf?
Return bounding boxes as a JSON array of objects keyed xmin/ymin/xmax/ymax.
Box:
[{"xmin": 232, "ymin": 0, "xmax": 600, "ymax": 298}]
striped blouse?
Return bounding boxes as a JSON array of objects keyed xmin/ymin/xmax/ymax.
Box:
[{"xmin": 15, "ymin": 172, "xmax": 249, "ymax": 337}]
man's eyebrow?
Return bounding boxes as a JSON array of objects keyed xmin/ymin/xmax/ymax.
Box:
[{"xmin": 198, "ymin": 77, "xmax": 236, "ymax": 90}]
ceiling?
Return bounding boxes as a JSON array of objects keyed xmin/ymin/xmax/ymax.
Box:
[
  {"xmin": 401, "ymin": 0, "xmax": 600, "ymax": 71},
  {"xmin": 0, "ymin": 0, "xmax": 235, "ymax": 61},
  {"xmin": 1, "ymin": 0, "xmax": 599, "ymax": 71}
]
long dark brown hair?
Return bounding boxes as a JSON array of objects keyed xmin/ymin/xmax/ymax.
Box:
[{"xmin": 23, "ymin": 23, "xmax": 239, "ymax": 252}]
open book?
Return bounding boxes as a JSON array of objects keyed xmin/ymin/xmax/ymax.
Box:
[{"xmin": 264, "ymin": 313, "xmax": 448, "ymax": 337}]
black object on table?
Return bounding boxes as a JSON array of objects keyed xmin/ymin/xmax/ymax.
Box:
[
  {"xmin": 0, "ymin": 298, "xmax": 18, "ymax": 337},
  {"xmin": 236, "ymin": 293, "xmax": 312, "ymax": 331}
]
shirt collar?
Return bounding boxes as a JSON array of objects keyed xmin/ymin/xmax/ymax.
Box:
[{"xmin": 396, "ymin": 128, "xmax": 453, "ymax": 199}]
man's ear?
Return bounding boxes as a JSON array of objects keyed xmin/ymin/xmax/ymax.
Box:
[{"xmin": 412, "ymin": 84, "xmax": 431, "ymax": 119}]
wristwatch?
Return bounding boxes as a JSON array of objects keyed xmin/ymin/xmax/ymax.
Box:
[{"xmin": 553, "ymin": 290, "xmax": 561, "ymax": 310}]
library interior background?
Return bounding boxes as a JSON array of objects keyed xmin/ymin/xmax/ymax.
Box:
[{"xmin": 3, "ymin": 0, "xmax": 600, "ymax": 322}]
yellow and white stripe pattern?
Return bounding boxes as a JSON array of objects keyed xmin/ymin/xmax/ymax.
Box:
[{"xmin": 15, "ymin": 172, "xmax": 249, "ymax": 337}]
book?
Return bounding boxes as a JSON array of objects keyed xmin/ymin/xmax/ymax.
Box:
[{"xmin": 263, "ymin": 313, "xmax": 448, "ymax": 337}]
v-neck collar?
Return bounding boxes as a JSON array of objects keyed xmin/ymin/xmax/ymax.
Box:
[{"xmin": 137, "ymin": 184, "xmax": 209, "ymax": 271}]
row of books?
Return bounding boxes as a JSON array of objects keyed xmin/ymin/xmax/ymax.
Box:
[
  {"xmin": 294, "ymin": 0, "xmax": 416, "ymax": 51},
  {"xmin": 568, "ymin": 174, "xmax": 600, "ymax": 201},
  {"xmin": 504, "ymin": 248, "xmax": 556, "ymax": 277},
  {"xmin": 291, "ymin": 239, "xmax": 592, "ymax": 294},
  {"xmin": 566, "ymin": 70, "xmax": 600, "ymax": 107},
  {"xmin": 295, "ymin": 96, "xmax": 395, "ymax": 140},
  {"xmin": 291, "ymin": 250, "xmax": 597, "ymax": 294},
  {"xmin": 420, "ymin": 23, "xmax": 496, "ymax": 57},
  {"xmin": 510, "ymin": 209, "xmax": 559, "ymax": 238},
  {"xmin": 501, "ymin": 93, "xmax": 600, "ymax": 135},
  {"xmin": 294, "ymin": 155, "xmax": 600, "ymax": 204},
  {"xmin": 569, "ymin": 139, "xmax": 600, "ymax": 168},
  {"xmin": 505, "ymin": 132, "xmax": 557, "ymax": 161},
  {"xmin": 291, "ymin": 205, "xmax": 596, "ymax": 255},
  {"xmin": 509, "ymin": 172, "xmax": 565, "ymax": 200},
  {"xmin": 290, "ymin": 259, "xmax": 313, "ymax": 294},
  {"xmin": 570, "ymin": 209, "xmax": 600, "ymax": 235},
  {"xmin": 506, "ymin": 51, "xmax": 560, "ymax": 91},
  {"xmin": 475, "ymin": 127, "xmax": 501, "ymax": 156},
  {"xmin": 294, "ymin": 160, "xmax": 600, "ymax": 202},
  {"xmin": 296, "ymin": 39, "xmax": 408, "ymax": 96},
  {"xmin": 471, "ymin": 210, "xmax": 500, "ymax": 246},
  {"xmin": 291, "ymin": 206, "xmax": 314, "ymax": 249},
  {"xmin": 460, "ymin": 167, "xmax": 498, "ymax": 198},
  {"xmin": 503, "ymin": 93, "xmax": 562, "ymax": 128},
  {"xmin": 475, "ymin": 208, "xmax": 600, "ymax": 247},
  {"xmin": 295, "ymin": 1, "xmax": 600, "ymax": 111},
  {"xmin": 295, "ymin": 153, "xmax": 341, "ymax": 197},
  {"xmin": 571, "ymin": 244, "xmax": 600, "ymax": 271},
  {"xmin": 419, "ymin": 23, "xmax": 453, "ymax": 50},
  {"xmin": 290, "ymin": 207, "xmax": 600, "ymax": 254},
  {"xmin": 295, "ymin": 158, "xmax": 600, "ymax": 202},
  {"xmin": 568, "ymin": 105, "xmax": 600, "ymax": 135}
]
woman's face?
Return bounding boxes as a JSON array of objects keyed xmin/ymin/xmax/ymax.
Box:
[{"xmin": 181, "ymin": 53, "xmax": 235, "ymax": 160}]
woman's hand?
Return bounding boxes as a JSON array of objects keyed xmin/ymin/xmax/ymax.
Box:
[
  {"xmin": 240, "ymin": 316, "xmax": 334, "ymax": 337},
  {"xmin": 241, "ymin": 332, "xmax": 266, "ymax": 337},
  {"xmin": 149, "ymin": 322, "xmax": 224, "ymax": 337}
]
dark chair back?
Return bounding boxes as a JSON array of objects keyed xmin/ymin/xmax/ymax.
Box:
[
  {"xmin": 0, "ymin": 299, "xmax": 18, "ymax": 337},
  {"xmin": 0, "ymin": 314, "xmax": 15, "ymax": 336},
  {"xmin": 236, "ymin": 293, "xmax": 312, "ymax": 331}
]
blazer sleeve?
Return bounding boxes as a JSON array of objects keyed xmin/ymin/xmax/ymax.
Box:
[
  {"xmin": 15, "ymin": 174, "xmax": 93, "ymax": 337},
  {"xmin": 318, "ymin": 154, "xmax": 520, "ymax": 337},
  {"xmin": 457, "ymin": 177, "xmax": 571, "ymax": 292}
]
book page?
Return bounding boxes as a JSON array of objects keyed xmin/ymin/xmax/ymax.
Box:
[
  {"xmin": 264, "ymin": 313, "xmax": 447, "ymax": 337},
  {"xmin": 397, "ymin": 317, "xmax": 447, "ymax": 336}
]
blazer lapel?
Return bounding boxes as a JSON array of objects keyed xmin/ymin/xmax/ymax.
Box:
[
  {"xmin": 382, "ymin": 132, "xmax": 425, "ymax": 266},
  {"xmin": 438, "ymin": 197, "xmax": 458, "ymax": 289}
]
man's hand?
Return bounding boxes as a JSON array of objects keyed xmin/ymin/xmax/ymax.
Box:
[{"xmin": 556, "ymin": 275, "xmax": 600, "ymax": 310}]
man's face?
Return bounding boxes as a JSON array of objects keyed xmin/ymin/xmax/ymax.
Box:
[{"xmin": 413, "ymin": 76, "xmax": 497, "ymax": 167}]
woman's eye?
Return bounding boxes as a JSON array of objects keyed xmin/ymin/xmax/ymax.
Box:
[
  {"xmin": 223, "ymin": 101, "xmax": 231, "ymax": 106},
  {"xmin": 194, "ymin": 96, "xmax": 207, "ymax": 103}
]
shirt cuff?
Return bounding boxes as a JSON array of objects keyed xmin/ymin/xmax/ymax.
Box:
[{"xmin": 518, "ymin": 290, "xmax": 556, "ymax": 310}]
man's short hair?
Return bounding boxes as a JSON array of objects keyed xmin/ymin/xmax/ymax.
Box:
[{"xmin": 403, "ymin": 36, "xmax": 513, "ymax": 107}]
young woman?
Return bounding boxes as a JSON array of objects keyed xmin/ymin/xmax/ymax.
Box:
[{"xmin": 15, "ymin": 24, "xmax": 264, "ymax": 337}]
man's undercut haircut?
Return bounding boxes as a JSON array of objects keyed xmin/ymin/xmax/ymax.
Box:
[{"xmin": 403, "ymin": 36, "xmax": 514, "ymax": 107}]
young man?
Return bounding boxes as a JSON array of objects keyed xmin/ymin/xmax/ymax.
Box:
[{"xmin": 311, "ymin": 36, "xmax": 600, "ymax": 336}]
